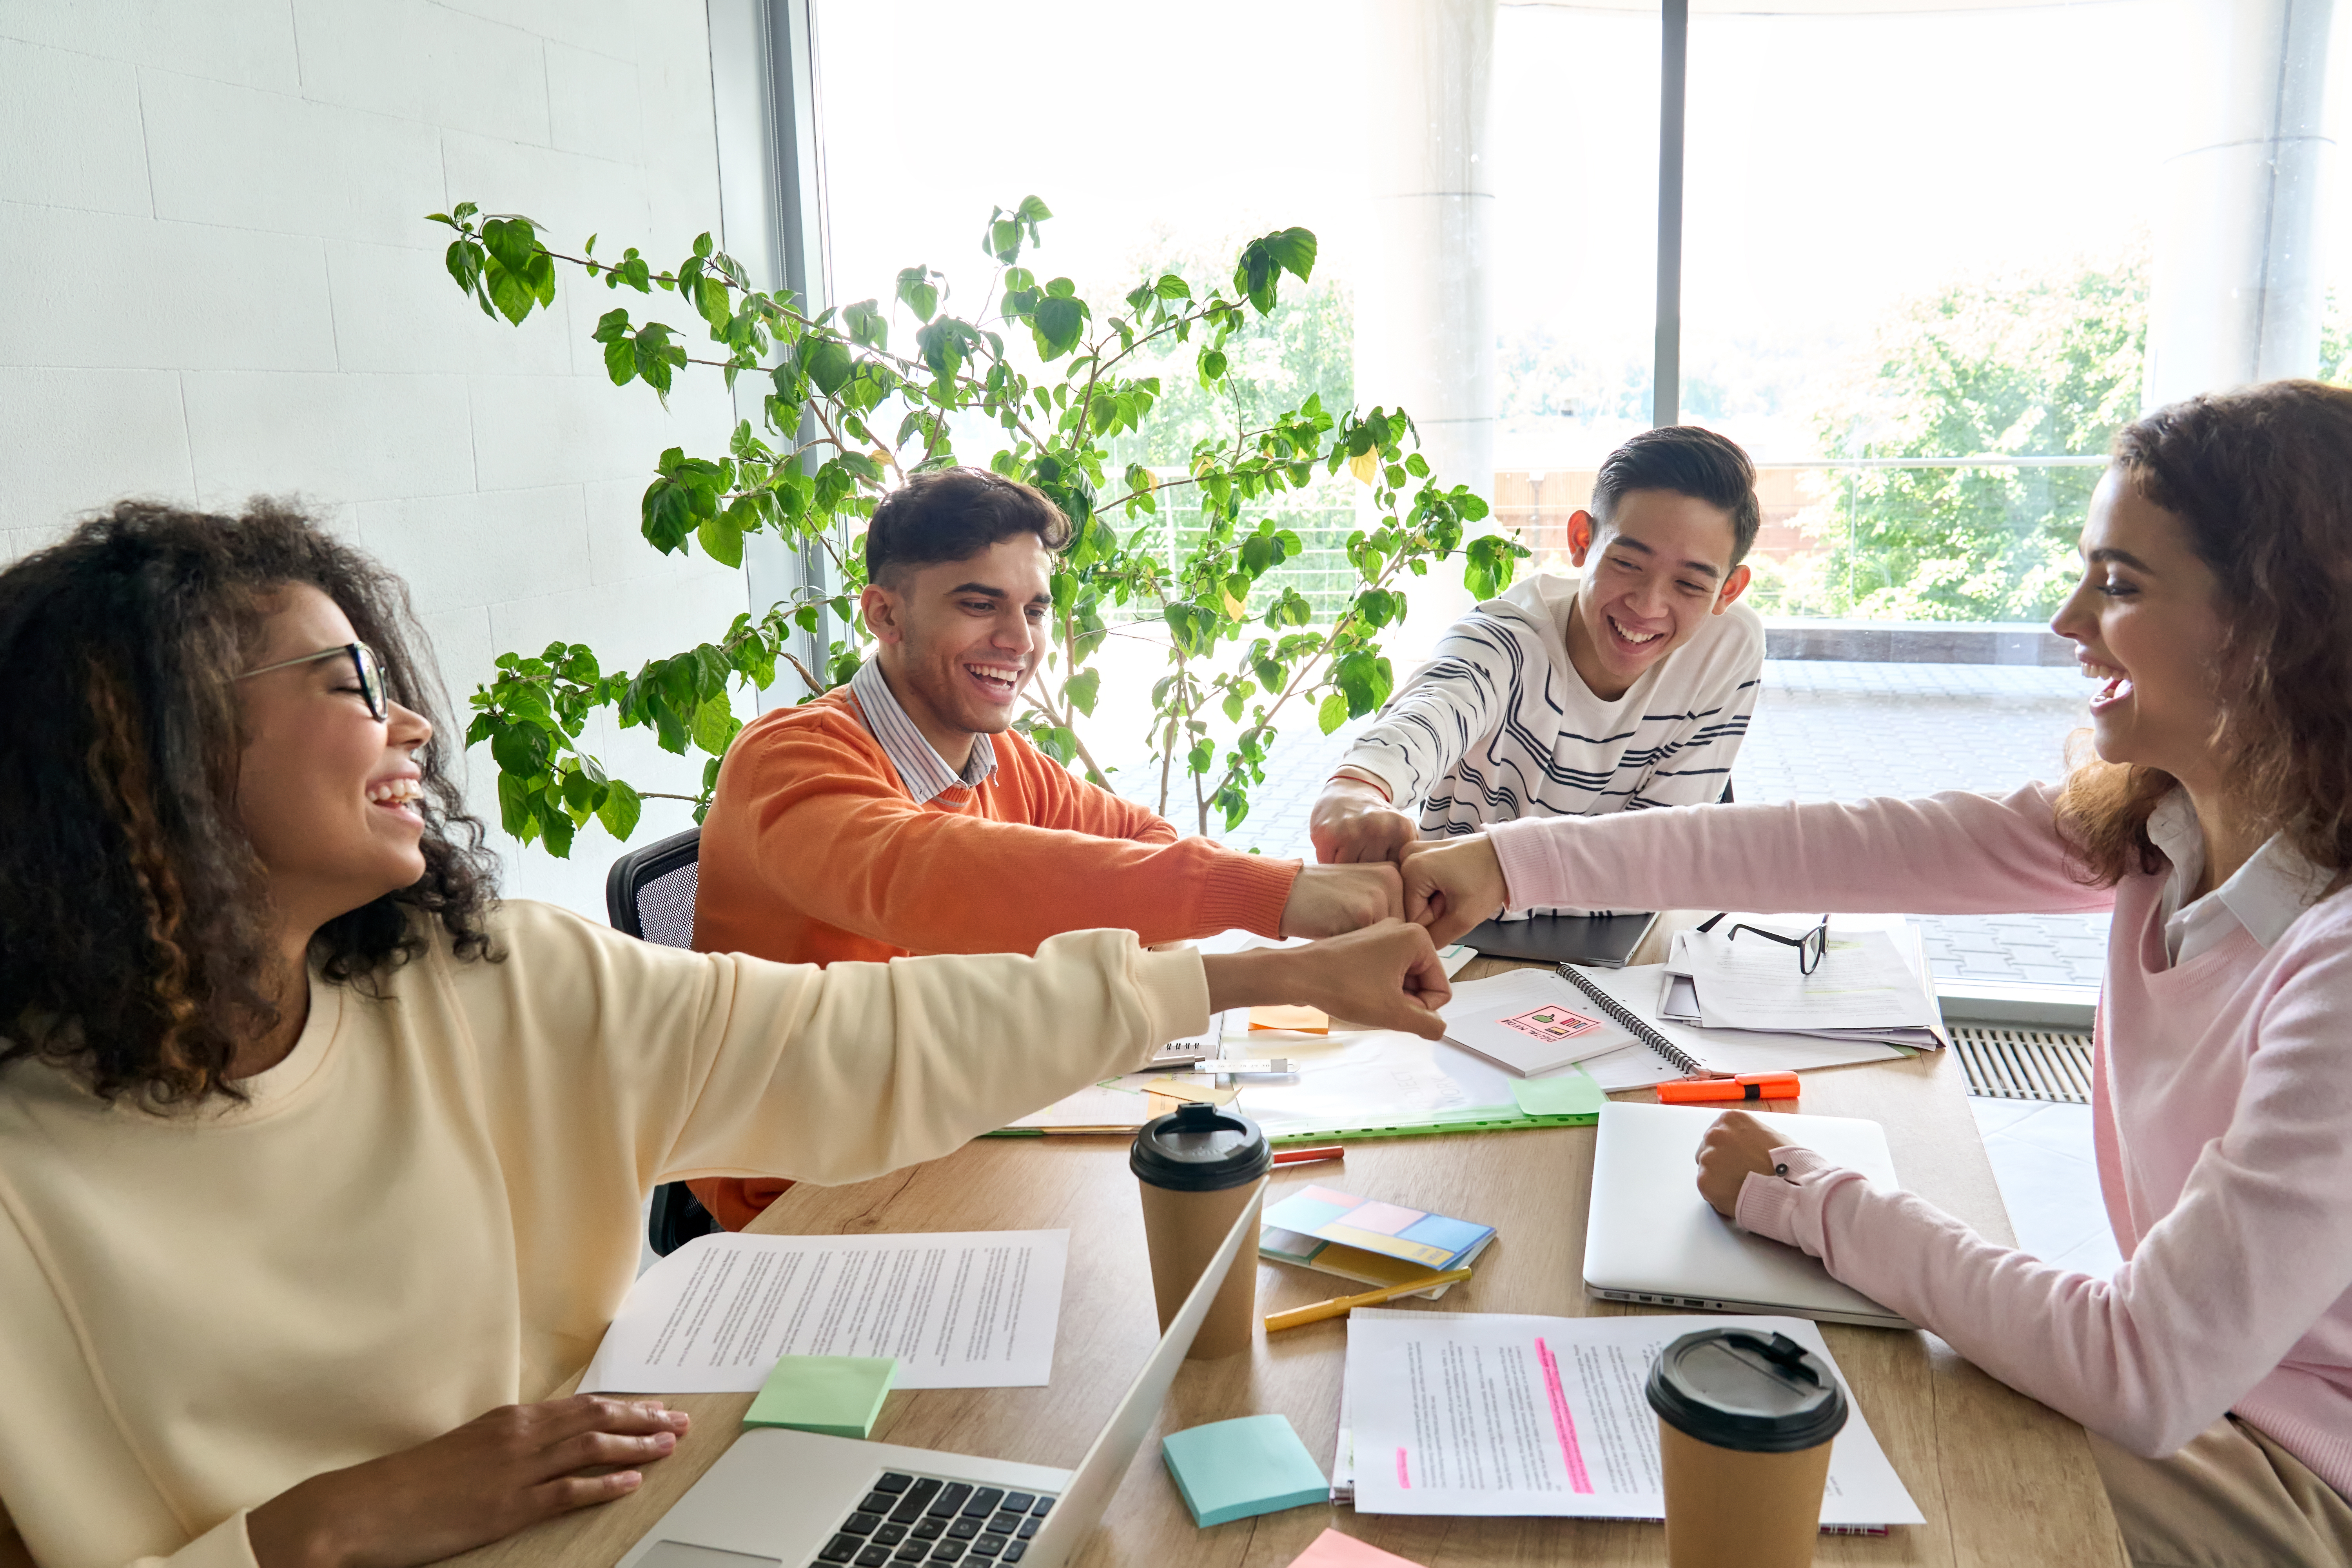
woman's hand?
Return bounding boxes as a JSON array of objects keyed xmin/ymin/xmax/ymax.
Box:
[
  {"xmin": 246, "ymin": 1395, "xmax": 691, "ymax": 1568},
  {"xmin": 1203, "ymin": 919, "xmax": 1453, "ymax": 1039},
  {"xmin": 1397, "ymin": 837, "xmax": 1510, "ymax": 945},
  {"xmin": 1695, "ymin": 1109, "xmax": 1791, "ymax": 1219}
]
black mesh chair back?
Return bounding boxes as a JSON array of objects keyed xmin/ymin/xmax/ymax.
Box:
[{"xmin": 604, "ymin": 827, "xmax": 720, "ymax": 1257}]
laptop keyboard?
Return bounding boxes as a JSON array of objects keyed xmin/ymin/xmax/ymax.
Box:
[{"xmin": 809, "ymin": 1471, "xmax": 1057, "ymax": 1568}]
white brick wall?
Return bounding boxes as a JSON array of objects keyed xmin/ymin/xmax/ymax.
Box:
[{"xmin": 0, "ymin": 0, "xmax": 747, "ymax": 918}]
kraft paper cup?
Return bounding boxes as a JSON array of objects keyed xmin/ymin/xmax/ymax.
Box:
[
  {"xmin": 1131, "ymin": 1102, "xmax": 1271, "ymax": 1361},
  {"xmin": 1646, "ymin": 1327, "xmax": 1849, "ymax": 1568}
]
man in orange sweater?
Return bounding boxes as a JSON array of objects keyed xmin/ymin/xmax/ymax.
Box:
[{"xmin": 690, "ymin": 466, "xmax": 1401, "ymax": 1228}]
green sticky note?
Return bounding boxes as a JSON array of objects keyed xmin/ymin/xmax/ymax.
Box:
[
  {"xmin": 742, "ymin": 1355, "xmax": 895, "ymax": 1439},
  {"xmin": 1510, "ymin": 1066, "xmax": 1606, "ymax": 1119},
  {"xmin": 1161, "ymin": 1414, "xmax": 1328, "ymax": 1527}
]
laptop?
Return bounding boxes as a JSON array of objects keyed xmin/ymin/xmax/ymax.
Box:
[
  {"xmin": 615, "ymin": 1180, "xmax": 1269, "ymax": 1568},
  {"xmin": 1464, "ymin": 911, "xmax": 1659, "ymax": 968},
  {"xmin": 1583, "ymin": 1102, "xmax": 1913, "ymax": 1330}
]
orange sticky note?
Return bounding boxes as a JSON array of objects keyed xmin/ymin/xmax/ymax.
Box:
[
  {"xmin": 1250, "ymin": 1005, "xmax": 1330, "ymax": 1034},
  {"xmin": 1289, "ymin": 1529, "xmax": 1424, "ymax": 1568}
]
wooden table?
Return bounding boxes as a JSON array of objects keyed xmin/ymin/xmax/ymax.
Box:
[{"xmin": 462, "ymin": 944, "xmax": 2126, "ymax": 1567}]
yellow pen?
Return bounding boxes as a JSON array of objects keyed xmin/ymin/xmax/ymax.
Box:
[{"xmin": 1263, "ymin": 1268, "xmax": 1475, "ymax": 1332}]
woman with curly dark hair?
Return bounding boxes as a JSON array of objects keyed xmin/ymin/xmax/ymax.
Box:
[
  {"xmin": 0, "ymin": 501, "xmax": 1452, "ymax": 1568},
  {"xmin": 1402, "ymin": 379, "xmax": 2352, "ymax": 1566}
]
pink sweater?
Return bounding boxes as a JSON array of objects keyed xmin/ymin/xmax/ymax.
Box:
[{"xmin": 1490, "ymin": 786, "xmax": 2352, "ymax": 1491}]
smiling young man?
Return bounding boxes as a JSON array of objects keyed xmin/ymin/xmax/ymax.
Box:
[
  {"xmin": 1309, "ymin": 425, "xmax": 1766, "ymax": 870},
  {"xmin": 689, "ymin": 466, "xmax": 1401, "ymax": 1229}
]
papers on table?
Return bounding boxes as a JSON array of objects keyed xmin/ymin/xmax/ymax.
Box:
[
  {"xmin": 1342, "ymin": 1308, "xmax": 1923, "ymax": 1528},
  {"xmin": 1664, "ymin": 919, "xmax": 1944, "ymax": 1048},
  {"xmin": 580, "ymin": 1229, "xmax": 1068, "ymax": 1394},
  {"xmin": 1437, "ymin": 969, "xmax": 1644, "ymax": 1075}
]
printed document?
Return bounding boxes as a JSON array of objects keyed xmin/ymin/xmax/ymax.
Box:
[
  {"xmin": 1344, "ymin": 1309, "xmax": 1922, "ymax": 1527},
  {"xmin": 1677, "ymin": 925, "xmax": 1937, "ymax": 1033},
  {"xmin": 581, "ymin": 1230, "xmax": 1068, "ymax": 1394}
]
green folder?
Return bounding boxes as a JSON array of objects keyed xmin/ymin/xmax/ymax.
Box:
[
  {"xmin": 989, "ymin": 1065, "xmax": 1608, "ymax": 1143},
  {"xmin": 743, "ymin": 1355, "xmax": 896, "ymax": 1440}
]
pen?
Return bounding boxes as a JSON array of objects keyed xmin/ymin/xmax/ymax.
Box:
[
  {"xmin": 1270, "ymin": 1145, "xmax": 1345, "ymax": 1167},
  {"xmin": 1657, "ymin": 1072, "xmax": 1801, "ymax": 1103},
  {"xmin": 1264, "ymin": 1268, "xmax": 1476, "ymax": 1332}
]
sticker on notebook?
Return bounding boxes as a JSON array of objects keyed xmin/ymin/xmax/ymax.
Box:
[{"xmin": 1498, "ymin": 1005, "xmax": 1602, "ymax": 1044}]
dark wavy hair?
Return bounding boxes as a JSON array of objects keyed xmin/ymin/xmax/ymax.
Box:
[
  {"xmin": 863, "ymin": 466, "xmax": 1073, "ymax": 587},
  {"xmin": 2057, "ymin": 381, "xmax": 2352, "ymax": 886},
  {"xmin": 0, "ymin": 499, "xmax": 499, "ymax": 1105}
]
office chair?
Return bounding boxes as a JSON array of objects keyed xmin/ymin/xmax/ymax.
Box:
[{"xmin": 604, "ymin": 826, "xmax": 722, "ymax": 1258}]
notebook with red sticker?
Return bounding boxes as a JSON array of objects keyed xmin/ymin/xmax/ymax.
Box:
[{"xmin": 1436, "ymin": 969, "xmax": 1643, "ymax": 1075}]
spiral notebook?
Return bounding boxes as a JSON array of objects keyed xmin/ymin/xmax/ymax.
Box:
[{"xmin": 1546, "ymin": 963, "xmax": 1913, "ymax": 1091}]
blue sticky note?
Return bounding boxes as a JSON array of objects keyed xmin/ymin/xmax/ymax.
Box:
[
  {"xmin": 742, "ymin": 1355, "xmax": 895, "ymax": 1439},
  {"xmin": 1161, "ymin": 1414, "xmax": 1329, "ymax": 1527}
]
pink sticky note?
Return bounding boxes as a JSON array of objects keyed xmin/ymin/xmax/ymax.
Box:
[
  {"xmin": 1340, "ymin": 1200, "xmax": 1426, "ymax": 1237},
  {"xmin": 1288, "ymin": 1528, "xmax": 1425, "ymax": 1568}
]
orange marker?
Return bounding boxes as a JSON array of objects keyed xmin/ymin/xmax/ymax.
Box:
[
  {"xmin": 1657, "ymin": 1072, "xmax": 1800, "ymax": 1104},
  {"xmin": 1272, "ymin": 1145, "xmax": 1345, "ymax": 1167}
]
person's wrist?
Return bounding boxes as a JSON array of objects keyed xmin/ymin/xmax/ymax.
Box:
[
  {"xmin": 1202, "ymin": 947, "xmax": 1286, "ymax": 1013},
  {"xmin": 249, "ymin": 1483, "xmax": 348, "ymax": 1568},
  {"xmin": 1321, "ymin": 773, "xmax": 1390, "ymax": 806}
]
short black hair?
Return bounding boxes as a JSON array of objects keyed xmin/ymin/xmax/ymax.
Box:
[
  {"xmin": 864, "ymin": 467, "xmax": 1073, "ymax": 586},
  {"xmin": 1589, "ymin": 426, "xmax": 1761, "ymax": 567}
]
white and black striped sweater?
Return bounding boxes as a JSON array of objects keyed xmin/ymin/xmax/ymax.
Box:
[{"xmin": 1341, "ymin": 572, "xmax": 1764, "ymax": 842}]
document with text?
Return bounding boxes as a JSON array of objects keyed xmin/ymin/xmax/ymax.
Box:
[
  {"xmin": 1343, "ymin": 1309, "xmax": 1922, "ymax": 1527},
  {"xmin": 581, "ymin": 1230, "xmax": 1068, "ymax": 1394}
]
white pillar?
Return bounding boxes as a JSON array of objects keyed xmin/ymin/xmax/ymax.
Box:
[
  {"xmin": 1355, "ymin": 0, "xmax": 1499, "ymax": 660},
  {"xmin": 2143, "ymin": 0, "xmax": 2337, "ymax": 407}
]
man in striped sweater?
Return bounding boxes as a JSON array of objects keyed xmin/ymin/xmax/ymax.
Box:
[{"xmin": 1311, "ymin": 426, "xmax": 1766, "ymax": 885}]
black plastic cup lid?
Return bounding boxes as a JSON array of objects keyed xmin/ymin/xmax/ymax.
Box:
[
  {"xmin": 1646, "ymin": 1328, "xmax": 1849, "ymax": 1453},
  {"xmin": 1129, "ymin": 1101, "xmax": 1270, "ymax": 1192}
]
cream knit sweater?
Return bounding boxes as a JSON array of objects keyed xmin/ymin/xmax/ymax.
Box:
[{"xmin": 0, "ymin": 901, "xmax": 1206, "ymax": 1568}]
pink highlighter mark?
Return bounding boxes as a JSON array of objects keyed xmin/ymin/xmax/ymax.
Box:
[
  {"xmin": 1396, "ymin": 1448, "xmax": 1411, "ymax": 1488},
  {"xmin": 1534, "ymin": 1337, "xmax": 1595, "ymax": 1494}
]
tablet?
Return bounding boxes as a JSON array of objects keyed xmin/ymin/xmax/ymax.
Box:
[{"xmin": 1463, "ymin": 911, "xmax": 1660, "ymax": 968}]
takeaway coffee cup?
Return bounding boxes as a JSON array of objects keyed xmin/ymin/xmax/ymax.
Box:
[
  {"xmin": 1130, "ymin": 1101, "xmax": 1271, "ymax": 1360},
  {"xmin": 1646, "ymin": 1327, "xmax": 1849, "ymax": 1568}
]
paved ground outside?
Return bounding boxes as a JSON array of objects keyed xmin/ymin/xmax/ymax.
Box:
[{"xmin": 1101, "ymin": 659, "xmax": 2108, "ymax": 989}]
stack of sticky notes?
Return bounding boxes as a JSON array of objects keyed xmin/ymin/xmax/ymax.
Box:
[
  {"xmin": 1161, "ymin": 1414, "xmax": 1329, "ymax": 1526},
  {"xmin": 742, "ymin": 1355, "xmax": 896, "ymax": 1439},
  {"xmin": 1249, "ymin": 1004, "xmax": 1330, "ymax": 1034},
  {"xmin": 1259, "ymin": 1185, "xmax": 1495, "ymax": 1299}
]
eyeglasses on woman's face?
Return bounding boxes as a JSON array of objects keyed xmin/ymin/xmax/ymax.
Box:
[
  {"xmin": 234, "ymin": 642, "xmax": 388, "ymax": 722},
  {"xmin": 1697, "ymin": 912, "xmax": 1831, "ymax": 976}
]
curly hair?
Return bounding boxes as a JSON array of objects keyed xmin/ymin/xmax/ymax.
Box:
[
  {"xmin": 0, "ymin": 499, "xmax": 500, "ymax": 1105},
  {"xmin": 2057, "ymin": 381, "xmax": 2352, "ymax": 885}
]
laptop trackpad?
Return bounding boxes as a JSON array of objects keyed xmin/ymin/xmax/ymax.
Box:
[{"xmin": 639, "ymin": 1546, "xmax": 784, "ymax": 1568}]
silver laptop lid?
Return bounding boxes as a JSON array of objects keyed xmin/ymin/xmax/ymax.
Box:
[
  {"xmin": 1584, "ymin": 1102, "xmax": 1911, "ymax": 1328},
  {"xmin": 1019, "ymin": 1179, "xmax": 1267, "ymax": 1568}
]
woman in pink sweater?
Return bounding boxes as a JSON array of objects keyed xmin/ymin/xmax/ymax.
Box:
[{"xmin": 1402, "ymin": 380, "xmax": 2352, "ymax": 1568}]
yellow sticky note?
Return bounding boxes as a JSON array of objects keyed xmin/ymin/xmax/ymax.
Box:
[{"xmin": 1250, "ymin": 1005, "xmax": 1330, "ymax": 1034}]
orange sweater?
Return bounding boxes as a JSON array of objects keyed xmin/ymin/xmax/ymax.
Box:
[{"xmin": 688, "ymin": 689, "xmax": 1299, "ymax": 1227}]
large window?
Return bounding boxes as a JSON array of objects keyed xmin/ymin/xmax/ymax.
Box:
[{"xmin": 804, "ymin": 1, "xmax": 2350, "ymax": 990}]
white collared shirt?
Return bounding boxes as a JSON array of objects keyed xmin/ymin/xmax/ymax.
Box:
[
  {"xmin": 848, "ymin": 655, "xmax": 998, "ymax": 805},
  {"xmin": 2145, "ymin": 787, "xmax": 2331, "ymax": 965}
]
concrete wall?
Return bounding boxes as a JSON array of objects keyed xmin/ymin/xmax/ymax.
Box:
[{"xmin": 0, "ymin": 0, "xmax": 747, "ymax": 916}]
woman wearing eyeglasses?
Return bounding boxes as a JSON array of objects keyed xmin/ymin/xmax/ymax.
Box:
[
  {"xmin": 0, "ymin": 502, "xmax": 1452, "ymax": 1568},
  {"xmin": 1402, "ymin": 380, "xmax": 2352, "ymax": 1565}
]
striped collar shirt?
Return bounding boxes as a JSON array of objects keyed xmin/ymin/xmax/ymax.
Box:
[{"xmin": 849, "ymin": 655, "xmax": 1000, "ymax": 804}]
